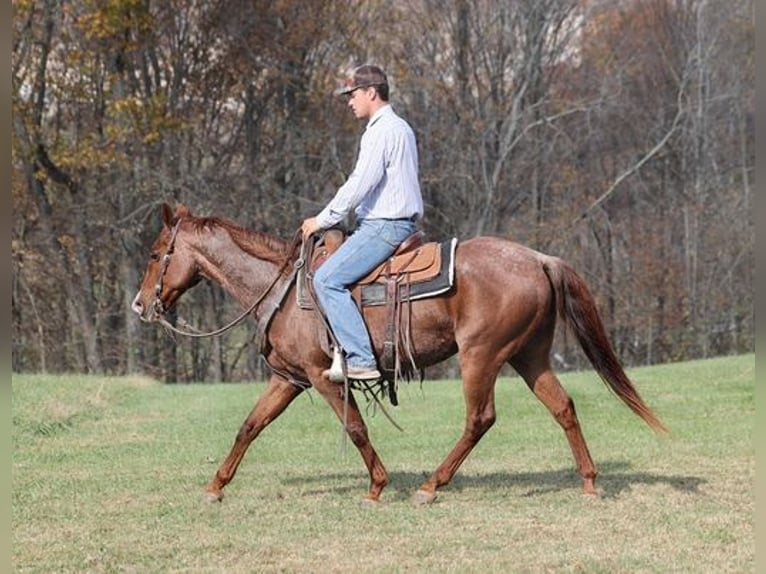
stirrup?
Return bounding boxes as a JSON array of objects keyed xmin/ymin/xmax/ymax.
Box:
[{"xmin": 326, "ymin": 347, "xmax": 345, "ymax": 383}]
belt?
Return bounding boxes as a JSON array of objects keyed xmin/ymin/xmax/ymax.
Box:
[
  {"xmin": 387, "ymin": 215, "xmax": 419, "ymax": 222},
  {"xmin": 363, "ymin": 215, "xmax": 419, "ymax": 223}
]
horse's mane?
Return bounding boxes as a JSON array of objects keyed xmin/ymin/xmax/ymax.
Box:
[{"xmin": 190, "ymin": 216, "xmax": 292, "ymax": 264}]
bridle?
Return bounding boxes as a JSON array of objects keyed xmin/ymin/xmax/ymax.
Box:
[
  {"xmin": 151, "ymin": 218, "xmax": 302, "ymax": 339},
  {"xmin": 152, "ymin": 218, "xmax": 182, "ymax": 318}
]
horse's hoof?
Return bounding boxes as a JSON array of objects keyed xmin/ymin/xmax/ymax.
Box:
[
  {"xmin": 204, "ymin": 491, "xmax": 223, "ymax": 503},
  {"xmin": 411, "ymin": 489, "xmax": 437, "ymax": 506},
  {"xmin": 582, "ymin": 479, "xmax": 599, "ymax": 497},
  {"xmin": 361, "ymin": 496, "xmax": 380, "ymax": 508}
]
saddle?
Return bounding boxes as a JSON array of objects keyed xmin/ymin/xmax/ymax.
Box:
[{"xmin": 297, "ymin": 228, "xmax": 458, "ymax": 387}]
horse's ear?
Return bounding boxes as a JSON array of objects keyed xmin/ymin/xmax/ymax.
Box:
[
  {"xmin": 161, "ymin": 203, "xmax": 175, "ymax": 228},
  {"xmin": 176, "ymin": 204, "xmax": 191, "ymax": 218}
]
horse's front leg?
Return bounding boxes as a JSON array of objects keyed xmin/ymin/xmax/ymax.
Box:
[
  {"xmin": 205, "ymin": 374, "xmax": 304, "ymax": 502},
  {"xmin": 310, "ymin": 371, "xmax": 389, "ymax": 503}
]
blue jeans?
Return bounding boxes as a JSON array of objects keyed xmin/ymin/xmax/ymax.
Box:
[{"xmin": 313, "ymin": 218, "xmax": 417, "ymax": 369}]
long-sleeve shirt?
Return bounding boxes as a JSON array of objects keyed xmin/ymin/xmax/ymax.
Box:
[{"xmin": 316, "ymin": 104, "xmax": 423, "ymax": 229}]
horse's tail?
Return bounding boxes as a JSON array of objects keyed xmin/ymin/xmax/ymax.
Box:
[{"xmin": 543, "ymin": 258, "xmax": 668, "ymax": 434}]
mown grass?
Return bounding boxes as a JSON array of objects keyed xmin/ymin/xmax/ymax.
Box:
[{"xmin": 13, "ymin": 355, "xmax": 754, "ymax": 573}]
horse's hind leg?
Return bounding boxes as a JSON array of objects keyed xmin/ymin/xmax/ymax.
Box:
[
  {"xmin": 512, "ymin": 358, "xmax": 598, "ymax": 495},
  {"xmin": 413, "ymin": 349, "xmax": 499, "ymax": 504},
  {"xmin": 205, "ymin": 374, "xmax": 304, "ymax": 502}
]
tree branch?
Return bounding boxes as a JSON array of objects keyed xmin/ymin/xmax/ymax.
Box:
[{"xmin": 572, "ymin": 82, "xmax": 687, "ymax": 226}]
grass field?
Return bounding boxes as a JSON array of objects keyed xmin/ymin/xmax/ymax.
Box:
[{"xmin": 13, "ymin": 354, "xmax": 754, "ymax": 573}]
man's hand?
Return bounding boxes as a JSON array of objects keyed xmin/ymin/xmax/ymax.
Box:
[{"xmin": 301, "ymin": 217, "xmax": 321, "ymax": 240}]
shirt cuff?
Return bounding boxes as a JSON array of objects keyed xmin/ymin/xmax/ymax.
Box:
[{"xmin": 315, "ymin": 207, "xmax": 344, "ymax": 229}]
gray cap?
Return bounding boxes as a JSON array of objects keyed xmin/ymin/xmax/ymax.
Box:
[{"xmin": 334, "ymin": 65, "xmax": 388, "ymax": 96}]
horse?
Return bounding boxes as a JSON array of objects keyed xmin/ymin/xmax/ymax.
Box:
[{"xmin": 131, "ymin": 203, "xmax": 667, "ymax": 504}]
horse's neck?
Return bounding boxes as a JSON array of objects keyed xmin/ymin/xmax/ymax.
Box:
[{"xmin": 189, "ymin": 228, "xmax": 283, "ymax": 308}]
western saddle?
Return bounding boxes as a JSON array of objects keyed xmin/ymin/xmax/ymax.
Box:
[{"xmin": 297, "ymin": 228, "xmax": 448, "ymax": 396}]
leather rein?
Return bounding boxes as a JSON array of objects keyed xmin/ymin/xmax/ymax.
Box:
[{"xmin": 152, "ymin": 218, "xmax": 302, "ymax": 340}]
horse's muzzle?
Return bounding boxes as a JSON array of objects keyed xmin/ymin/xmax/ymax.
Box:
[{"xmin": 131, "ymin": 295, "xmax": 159, "ymax": 322}]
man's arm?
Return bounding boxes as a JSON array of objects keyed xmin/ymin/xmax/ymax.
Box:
[{"xmin": 315, "ymin": 128, "xmax": 387, "ymax": 228}]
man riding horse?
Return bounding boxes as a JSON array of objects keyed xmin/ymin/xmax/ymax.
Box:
[{"xmin": 301, "ymin": 64, "xmax": 423, "ymax": 384}]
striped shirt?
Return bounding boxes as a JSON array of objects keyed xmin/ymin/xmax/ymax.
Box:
[{"xmin": 316, "ymin": 105, "xmax": 423, "ymax": 228}]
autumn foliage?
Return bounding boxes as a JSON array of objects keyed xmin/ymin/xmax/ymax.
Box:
[{"xmin": 12, "ymin": 0, "xmax": 754, "ymax": 380}]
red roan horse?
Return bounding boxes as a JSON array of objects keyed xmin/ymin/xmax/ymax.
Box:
[{"xmin": 131, "ymin": 203, "xmax": 666, "ymax": 504}]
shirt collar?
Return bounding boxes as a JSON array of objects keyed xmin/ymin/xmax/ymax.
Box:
[{"xmin": 365, "ymin": 104, "xmax": 391, "ymax": 130}]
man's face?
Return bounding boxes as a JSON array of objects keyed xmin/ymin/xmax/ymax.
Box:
[{"xmin": 346, "ymin": 86, "xmax": 374, "ymax": 119}]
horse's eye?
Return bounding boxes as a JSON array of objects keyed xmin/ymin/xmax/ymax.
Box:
[{"xmin": 150, "ymin": 252, "xmax": 160, "ymax": 262}]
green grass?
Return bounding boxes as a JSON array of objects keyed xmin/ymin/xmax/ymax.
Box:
[{"xmin": 13, "ymin": 355, "xmax": 754, "ymax": 573}]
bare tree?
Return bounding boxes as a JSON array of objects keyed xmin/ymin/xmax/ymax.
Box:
[{"xmin": 12, "ymin": 0, "xmax": 753, "ymax": 379}]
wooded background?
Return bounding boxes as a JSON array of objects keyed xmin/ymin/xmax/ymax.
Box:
[{"xmin": 12, "ymin": 0, "xmax": 754, "ymax": 382}]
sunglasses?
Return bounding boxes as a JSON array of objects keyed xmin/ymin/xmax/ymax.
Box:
[{"xmin": 344, "ymin": 85, "xmax": 374, "ymax": 100}]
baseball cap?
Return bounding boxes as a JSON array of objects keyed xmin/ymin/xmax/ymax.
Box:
[{"xmin": 334, "ymin": 65, "xmax": 388, "ymax": 96}]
